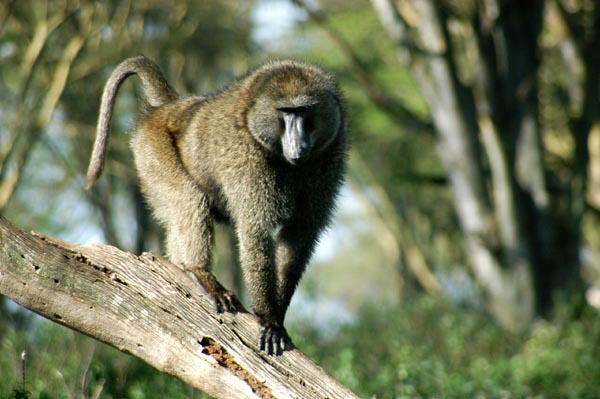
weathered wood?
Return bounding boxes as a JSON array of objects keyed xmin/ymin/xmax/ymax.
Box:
[{"xmin": 0, "ymin": 216, "xmax": 358, "ymax": 399}]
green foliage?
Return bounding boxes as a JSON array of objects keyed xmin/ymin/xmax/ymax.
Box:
[
  {"xmin": 291, "ymin": 297, "xmax": 600, "ymax": 399},
  {"xmin": 10, "ymin": 387, "xmax": 31, "ymax": 399}
]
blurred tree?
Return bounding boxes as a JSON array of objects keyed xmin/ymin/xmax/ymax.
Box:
[
  {"xmin": 296, "ymin": 0, "xmax": 599, "ymax": 329},
  {"xmin": 372, "ymin": 0, "xmax": 599, "ymax": 329}
]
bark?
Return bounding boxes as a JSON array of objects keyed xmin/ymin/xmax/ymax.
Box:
[{"xmin": 0, "ymin": 216, "xmax": 358, "ymax": 399}]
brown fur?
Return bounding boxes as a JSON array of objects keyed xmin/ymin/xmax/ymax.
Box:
[{"xmin": 87, "ymin": 56, "xmax": 348, "ymax": 354}]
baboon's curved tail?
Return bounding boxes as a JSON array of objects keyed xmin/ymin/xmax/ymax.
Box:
[{"xmin": 86, "ymin": 56, "xmax": 178, "ymax": 188}]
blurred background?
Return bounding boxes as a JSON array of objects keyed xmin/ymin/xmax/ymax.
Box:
[{"xmin": 1, "ymin": 0, "xmax": 600, "ymax": 398}]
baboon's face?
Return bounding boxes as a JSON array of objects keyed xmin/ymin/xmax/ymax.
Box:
[{"xmin": 247, "ymin": 64, "xmax": 343, "ymax": 165}]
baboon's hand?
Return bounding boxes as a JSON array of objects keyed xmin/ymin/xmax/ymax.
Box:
[
  {"xmin": 213, "ymin": 288, "xmax": 240, "ymax": 313},
  {"xmin": 188, "ymin": 270, "xmax": 240, "ymax": 313},
  {"xmin": 259, "ymin": 322, "xmax": 290, "ymax": 355}
]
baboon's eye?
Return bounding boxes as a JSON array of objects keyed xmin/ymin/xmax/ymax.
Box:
[
  {"xmin": 278, "ymin": 105, "xmax": 312, "ymax": 113},
  {"xmin": 304, "ymin": 114, "xmax": 315, "ymax": 132},
  {"xmin": 278, "ymin": 106, "xmax": 315, "ymax": 131}
]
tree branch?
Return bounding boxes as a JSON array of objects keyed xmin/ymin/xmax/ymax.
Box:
[{"xmin": 0, "ymin": 216, "xmax": 358, "ymax": 399}]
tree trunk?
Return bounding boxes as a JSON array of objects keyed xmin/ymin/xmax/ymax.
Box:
[
  {"xmin": 370, "ymin": 0, "xmax": 600, "ymax": 328},
  {"xmin": 0, "ymin": 216, "xmax": 358, "ymax": 399},
  {"xmin": 373, "ymin": 0, "xmax": 535, "ymax": 330}
]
